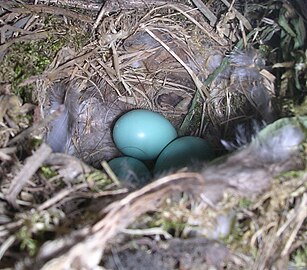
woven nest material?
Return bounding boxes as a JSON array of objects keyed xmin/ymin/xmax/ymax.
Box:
[{"xmin": 41, "ymin": 0, "xmax": 275, "ymax": 167}]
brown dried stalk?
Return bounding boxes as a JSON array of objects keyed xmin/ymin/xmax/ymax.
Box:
[{"xmin": 5, "ymin": 143, "xmax": 52, "ymax": 208}]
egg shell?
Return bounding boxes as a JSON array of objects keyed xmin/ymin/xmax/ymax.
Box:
[
  {"xmin": 154, "ymin": 136, "xmax": 215, "ymax": 173},
  {"xmin": 108, "ymin": 156, "xmax": 151, "ymax": 185},
  {"xmin": 113, "ymin": 109, "xmax": 177, "ymax": 160}
]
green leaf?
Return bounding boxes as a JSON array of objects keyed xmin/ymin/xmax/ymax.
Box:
[
  {"xmin": 278, "ymin": 10, "xmax": 296, "ymax": 37},
  {"xmin": 293, "ymin": 16, "xmax": 306, "ymax": 49}
]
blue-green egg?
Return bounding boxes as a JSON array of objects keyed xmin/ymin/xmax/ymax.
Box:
[
  {"xmin": 154, "ymin": 136, "xmax": 215, "ymax": 173},
  {"xmin": 108, "ymin": 156, "xmax": 151, "ymax": 185},
  {"xmin": 113, "ymin": 109, "xmax": 177, "ymax": 160}
]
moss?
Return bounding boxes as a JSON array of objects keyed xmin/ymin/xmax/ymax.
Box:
[
  {"xmin": 238, "ymin": 197, "xmax": 253, "ymax": 208},
  {"xmin": 40, "ymin": 166, "xmax": 58, "ymax": 179},
  {"xmin": 160, "ymin": 219, "xmax": 187, "ymax": 237},
  {"xmin": 281, "ymin": 169, "xmax": 306, "ymax": 179},
  {"xmin": 16, "ymin": 226, "xmax": 39, "ymax": 257},
  {"xmin": 0, "ymin": 38, "xmax": 56, "ymax": 102},
  {"xmin": 291, "ymin": 247, "xmax": 307, "ymax": 267},
  {"xmin": 15, "ymin": 209, "xmax": 66, "ymax": 257},
  {"xmin": 223, "ymin": 212, "xmax": 254, "ymax": 254},
  {"xmin": 15, "ymin": 213, "xmax": 47, "ymax": 257},
  {"xmin": 86, "ymin": 170, "xmax": 114, "ymax": 190},
  {"xmin": 0, "ymin": 15, "xmax": 91, "ymax": 103}
]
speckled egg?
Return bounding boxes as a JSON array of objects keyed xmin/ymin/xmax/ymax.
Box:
[
  {"xmin": 113, "ymin": 109, "xmax": 177, "ymax": 160},
  {"xmin": 154, "ymin": 136, "xmax": 215, "ymax": 173}
]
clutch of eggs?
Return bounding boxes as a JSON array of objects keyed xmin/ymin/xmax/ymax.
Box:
[{"xmin": 112, "ymin": 109, "xmax": 215, "ymax": 180}]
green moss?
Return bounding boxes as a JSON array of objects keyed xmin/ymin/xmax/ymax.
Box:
[
  {"xmin": 30, "ymin": 138, "xmax": 44, "ymax": 149},
  {"xmin": 161, "ymin": 219, "xmax": 186, "ymax": 237},
  {"xmin": 16, "ymin": 226, "xmax": 39, "ymax": 256},
  {"xmin": 0, "ymin": 15, "xmax": 91, "ymax": 103},
  {"xmin": 40, "ymin": 166, "xmax": 57, "ymax": 179},
  {"xmin": 281, "ymin": 169, "xmax": 306, "ymax": 179},
  {"xmin": 15, "ymin": 209, "xmax": 65, "ymax": 257},
  {"xmin": 15, "ymin": 213, "xmax": 46, "ymax": 256},
  {"xmin": 42, "ymin": 14, "xmax": 91, "ymax": 48},
  {"xmin": 291, "ymin": 247, "xmax": 307, "ymax": 267},
  {"xmin": 86, "ymin": 170, "xmax": 113, "ymax": 190},
  {"xmin": 238, "ymin": 198, "xmax": 252, "ymax": 208}
]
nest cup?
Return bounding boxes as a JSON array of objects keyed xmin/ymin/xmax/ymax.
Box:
[{"xmin": 43, "ymin": 2, "xmax": 274, "ymax": 171}]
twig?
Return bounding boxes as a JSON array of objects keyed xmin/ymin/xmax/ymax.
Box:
[
  {"xmin": 168, "ymin": 4, "xmax": 227, "ymax": 46},
  {"xmin": 121, "ymin": 228, "xmax": 172, "ymax": 239},
  {"xmin": 101, "ymin": 161, "xmax": 121, "ymax": 187},
  {"xmin": 191, "ymin": 0, "xmax": 217, "ymax": 26},
  {"xmin": 5, "ymin": 143, "xmax": 52, "ymax": 207},
  {"xmin": 38, "ymin": 183, "xmax": 88, "ymax": 211},
  {"xmin": 18, "ymin": 49, "xmax": 97, "ymax": 86},
  {"xmin": 219, "ymin": 0, "xmax": 252, "ymax": 30},
  {"xmin": 111, "ymin": 42, "xmax": 132, "ymax": 95},
  {"xmin": 281, "ymin": 193, "xmax": 307, "ymax": 256},
  {"xmin": 75, "ymin": 188, "xmax": 128, "ymax": 199},
  {"xmin": 10, "ymin": 4, "xmax": 93, "ymax": 23},
  {"xmin": 0, "ymin": 31, "xmax": 50, "ymax": 53},
  {"xmin": 0, "ymin": 147, "xmax": 16, "ymax": 161},
  {"xmin": 93, "ymin": 6, "xmax": 106, "ymax": 31},
  {"xmin": 36, "ymin": 0, "xmax": 101, "ymax": 11},
  {"xmin": 143, "ymin": 27, "xmax": 209, "ymax": 99},
  {"xmin": 0, "ymin": 235, "xmax": 16, "ymax": 261}
]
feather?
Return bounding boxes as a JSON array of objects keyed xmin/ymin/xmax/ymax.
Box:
[
  {"xmin": 221, "ymin": 119, "xmax": 266, "ymax": 151},
  {"xmin": 250, "ymin": 118, "xmax": 306, "ymax": 163},
  {"xmin": 46, "ymin": 83, "xmax": 71, "ymax": 153}
]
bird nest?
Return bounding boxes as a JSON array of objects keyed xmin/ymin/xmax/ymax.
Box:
[
  {"xmin": 40, "ymin": 2, "xmax": 231, "ymax": 166},
  {"xmin": 0, "ymin": 0, "xmax": 306, "ymax": 269},
  {"xmin": 35, "ymin": 0, "xmax": 277, "ymax": 167}
]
